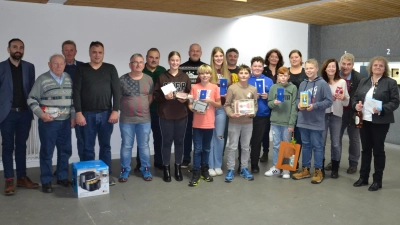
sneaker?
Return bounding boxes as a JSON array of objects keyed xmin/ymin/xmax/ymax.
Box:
[
  {"xmin": 141, "ymin": 167, "xmax": 153, "ymax": 181},
  {"xmin": 260, "ymin": 153, "xmax": 269, "ymax": 162},
  {"xmin": 292, "ymin": 167, "xmax": 311, "ymax": 180},
  {"xmin": 225, "ymin": 169, "xmax": 234, "ymax": 182},
  {"xmin": 118, "ymin": 169, "xmax": 129, "ymax": 183},
  {"xmin": 109, "ymin": 177, "xmax": 116, "ymax": 186},
  {"xmin": 188, "ymin": 169, "xmax": 201, "ymax": 187},
  {"xmin": 264, "ymin": 166, "xmax": 281, "ymax": 177},
  {"xmin": 181, "ymin": 161, "xmax": 191, "ymax": 169},
  {"xmin": 214, "ymin": 168, "xmax": 223, "ymax": 176},
  {"xmin": 209, "ymin": 169, "xmax": 217, "ymax": 177},
  {"xmin": 347, "ymin": 166, "xmax": 357, "ymax": 174},
  {"xmin": 281, "ymin": 170, "xmax": 290, "ymax": 179},
  {"xmin": 311, "ymin": 168, "xmax": 324, "ymax": 184},
  {"xmin": 240, "ymin": 168, "xmax": 254, "ymax": 181},
  {"xmin": 325, "ymin": 162, "xmax": 332, "ymax": 171}
]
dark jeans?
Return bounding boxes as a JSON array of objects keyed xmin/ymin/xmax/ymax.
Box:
[
  {"xmin": 251, "ymin": 116, "xmax": 270, "ymax": 165},
  {"xmin": 39, "ymin": 119, "xmax": 72, "ymax": 184},
  {"xmin": 340, "ymin": 109, "xmax": 361, "ymax": 166},
  {"xmin": 261, "ymin": 119, "xmax": 271, "ymax": 153},
  {"xmin": 0, "ymin": 110, "xmax": 31, "ymax": 179},
  {"xmin": 359, "ymin": 121, "xmax": 390, "ymax": 183},
  {"xmin": 183, "ymin": 110, "xmax": 193, "ymax": 163},
  {"xmin": 56, "ymin": 125, "xmax": 84, "ymax": 170},
  {"xmin": 136, "ymin": 111, "xmax": 162, "ymax": 166},
  {"xmin": 82, "ymin": 110, "xmax": 114, "ymax": 174},
  {"xmin": 192, "ymin": 128, "xmax": 213, "ymax": 170},
  {"xmin": 159, "ymin": 117, "xmax": 187, "ymax": 165}
]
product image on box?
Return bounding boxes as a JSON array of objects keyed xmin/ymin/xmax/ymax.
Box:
[{"xmin": 72, "ymin": 160, "xmax": 109, "ymax": 198}]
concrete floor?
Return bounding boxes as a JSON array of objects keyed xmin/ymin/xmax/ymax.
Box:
[{"xmin": 1, "ymin": 136, "xmax": 400, "ymax": 225}]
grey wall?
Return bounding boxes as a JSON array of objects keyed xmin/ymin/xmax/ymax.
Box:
[{"xmin": 309, "ymin": 17, "xmax": 400, "ymax": 145}]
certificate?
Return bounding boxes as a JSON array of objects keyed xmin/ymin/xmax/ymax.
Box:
[
  {"xmin": 364, "ymin": 97, "xmax": 382, "ymax": 113},
  {"xmin": 161, "ymin": 83, "xmax": 176, "ymax": 95},
  {"xmin": 234, "ymin": 99, "xmax": 255, "ymax": 115},
  {"xmin": 192, "ymin": 100, "xmax": 208, "ymax": 113}
]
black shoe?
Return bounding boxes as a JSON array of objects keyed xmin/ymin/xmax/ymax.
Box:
[
  {"xmin": 368, "ymin": 182, "xmax": 382, "ymax": 191},
  {"xmin": 57, "ymin": 179, "xmax": 71, "ymax": 187},
  {"xmin": 347, "ymin": 166, "xmax": 357, "ymax": 174},
  {"xmin": 259, "ymin": 153, "xmax": 268, "ymax": 162},
  {"xmin": 353, "ymin": 178, "xmax": 368, "ymax": 187},
  {"xmin": 133, "ymin": 164, "xmax": 141, "ymax": 172},
  {"xmin": 251, "ymin": 164, "xmax": 259, "ymax": 173},
  {"xmin": 200, "ymin": 165, "xmax": 213, "ymax": 182},
  {"xmin": 163, "ymin": 165, "xmax": 171, "ymax": 182},
  {"xmin": 42, "ymin": 182, "xmax": 53, "ymax": 193},
  {"xmin": 53, "ymin": 170, "xmax": 57, "ymax": 176},
  {"xmin": 181, "ymin": 161, "xmax": 190, "ymax": 169},
  {"xmin": 237, "ymin": 166, "xmax": 241, "ymax": 173},
  {"xmin": 330, "ymin": 171, "xmax": 339, "ymax": 179},
  {"xmin": 189, "ymin": 169, "xmax": 201, "ymax": 187},
  {"xmin": 154, "ymin": 163, "xmax": 163, "ymax": 170},
  {"xmin": 174, "ymin": 163, "xmax": 183, "ymax": 181}
]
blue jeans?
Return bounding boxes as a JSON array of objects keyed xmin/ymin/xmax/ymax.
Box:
[
  {"xmin": 299, "ymin": 127, "xmax": 324, "ymax": 169},
  {"xmin": 82, "ymin": 110, "xmax": 114, "ymax": 173},
  {"xmin": 120, "ymin": 122, "xmax": 151, "ymax": 172},
  {"xmin": 192, "ymin": 128, "xmax": 213, "ymax": 170},
  {"xmin": 209, "ymin": 107, "xmax": 226, "ymax": 169},
  {"xmin": 38, "ymin": 119, "xmax": 72, "ymax": 184},
  {"xmin": 0, "ymin": 110, "xmax": 32, "ymax": 179},
  {"xmin": 271, "ymin": 125, "xmax": 291, "ymax": 166},
  {"xmin": 322, "ymin": 113, "xmax": 342, "ymax": 161},
  {"xmin": 56, "ymin": 125, "xmax": 84, "ymax": 170},
  {"xmin": 136, "ymin": 111, "xmax": 163, "ymax": 166}
]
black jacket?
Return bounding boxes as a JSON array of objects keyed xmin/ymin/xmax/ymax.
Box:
[
  {"xmin": 352, "ymin": 76, "xmax": 399, "ymax": 124},
  {"xmin": 342, "ymin": 69, "xmax": 363, "ymax": 125}
]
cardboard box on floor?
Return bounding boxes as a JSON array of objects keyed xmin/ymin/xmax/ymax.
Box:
[{"xmin": 72, "ymin": 160, "xmax": 109, "ymax": 198}]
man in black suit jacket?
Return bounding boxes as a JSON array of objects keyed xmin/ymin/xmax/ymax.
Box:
[{"xmin": 0, "ymin": 38, "xmax": 38, "ymax": 195}]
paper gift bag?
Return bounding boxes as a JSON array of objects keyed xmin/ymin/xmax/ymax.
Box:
[{"xmin": 275, "ymin": 133, "xmax": 301, "ymax": 171}]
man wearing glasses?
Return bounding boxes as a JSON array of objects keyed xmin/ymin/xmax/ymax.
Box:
[{"xmin": 118, "ymin": 54, "xmax": 154, "ymax": 182}]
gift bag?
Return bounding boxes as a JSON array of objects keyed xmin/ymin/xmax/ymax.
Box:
[{"xmin": 275, "ymin": 133, "xmax": 301, "ymax": 171}]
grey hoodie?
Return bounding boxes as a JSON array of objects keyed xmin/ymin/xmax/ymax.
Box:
[{"xmin": 296, "ymin": 76, "xmax": 333, "ymax": 130}]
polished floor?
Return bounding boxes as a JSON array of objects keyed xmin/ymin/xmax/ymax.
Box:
[{"xmin": 1, "ymin": 136, "xmax": 400, "ymax": 225}]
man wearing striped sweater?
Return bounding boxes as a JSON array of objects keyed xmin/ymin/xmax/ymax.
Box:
[{"xmin": 27, "ymin": 54, "xmax": 75, "ymax": 193}]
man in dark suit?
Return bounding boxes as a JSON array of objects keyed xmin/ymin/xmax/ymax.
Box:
[{"xmin": 0, "ymin": 38, "xmax": 39, "ymax": 195}]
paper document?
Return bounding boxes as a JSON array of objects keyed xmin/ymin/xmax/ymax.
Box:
[
  {"xmin": 161, "ymin": 83, "xmax": 176, "ymax": 95},
  {"xmin": 364, "ymin": 97, "xmax": 382, "ymax": 113}
]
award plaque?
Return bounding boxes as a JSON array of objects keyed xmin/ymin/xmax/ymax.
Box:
[
  {"xmin": 300, "ymin": 91, "xmax": 310, "ymax": 108},
  {"xmin": 234, "ymin": 99, "xmax": 255, "ymax": 115}
]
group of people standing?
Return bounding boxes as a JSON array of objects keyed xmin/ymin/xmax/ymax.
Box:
[{"xmin": 0, "ymin": 38, "xmax": 398, "ymax": 196}]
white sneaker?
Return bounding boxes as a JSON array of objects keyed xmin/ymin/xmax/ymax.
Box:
[
  {"xmin": 282, "ymin": 170, "xmax": 290, "ymax": 179},
  {"xmin": 215, "ymin": 168, "xmax": 223, "ymax": 176},
  {"xmin": 209, "ymin": 169, "xmax": 217, "ymax": 177},
  {"xmin": 264, "ymin": 166, "xmax": 281, "ymax": 177}
]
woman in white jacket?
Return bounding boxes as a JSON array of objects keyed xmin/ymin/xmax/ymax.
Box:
[{"xmin": 321, "ymin": 59, "xmax": 350, "ymax": 178}]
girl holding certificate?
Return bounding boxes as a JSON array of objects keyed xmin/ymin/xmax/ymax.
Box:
[
  {"xmin": 153, "ymin": 51, "xmax": 191, "ymax": 182},
  {"xmin": 352, "ymin": 56, "xmax": 399, "ymax": 191},
  {"xmin": 207, "ymin": 47, "xmax": 231, "ymax": 177}
]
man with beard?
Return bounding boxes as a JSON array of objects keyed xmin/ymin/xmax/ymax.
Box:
[{"xmin": 0, "ymin": 38, "xmax": 38, "ymax": 195}]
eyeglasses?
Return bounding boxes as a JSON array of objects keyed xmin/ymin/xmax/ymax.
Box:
[{"xmin": 130, "ymin": 61, "xmax": 144, "ymax": 65}]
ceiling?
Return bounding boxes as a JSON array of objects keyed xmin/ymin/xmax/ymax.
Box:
[{"xmin": 10, "ymin": 0, "xmax": 400, "ymax": 26}]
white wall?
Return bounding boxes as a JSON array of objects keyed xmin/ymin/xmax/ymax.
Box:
[{"xmin": 0, "ymin": 1, "xmax": 308, "ymax": 166}]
